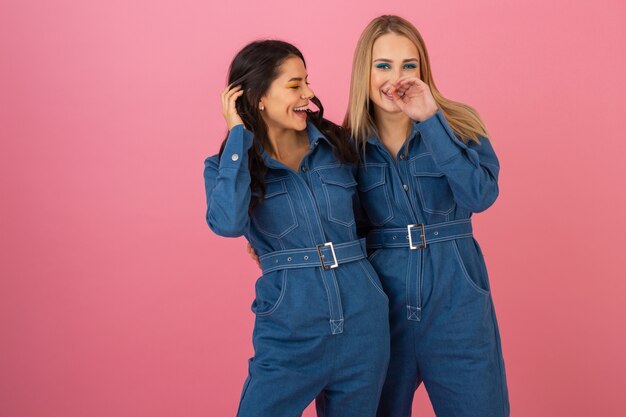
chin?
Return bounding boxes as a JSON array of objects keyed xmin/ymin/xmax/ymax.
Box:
[
  {"xmin": 375, "ymin": 102, "xmax": 402, "ymax": 114},
  {"xmin": 293, "ymin": 119, "xmax": 308, "ymax": 131}
]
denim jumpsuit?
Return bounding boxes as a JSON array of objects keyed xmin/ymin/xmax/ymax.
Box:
[
  {"xmin": 203, "ymin": 123, "xmax": 390, "ymax": 417},
  {"xmin": 357, "ymin": 111, "xmax": 510, "ymax": 417}
]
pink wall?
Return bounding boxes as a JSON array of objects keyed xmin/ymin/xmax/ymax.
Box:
[{"xmin": 1, "ymin": 0, "xmax": 625, "ymax": 416}]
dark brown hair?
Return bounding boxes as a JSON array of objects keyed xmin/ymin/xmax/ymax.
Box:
[{"xmin": 219, "ymin": 40, "xmax": 356, "ymax": 209}]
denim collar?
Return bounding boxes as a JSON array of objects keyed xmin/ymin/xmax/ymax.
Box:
[
  {"xmin": 366, "ymin": 121, "xmax": 420, "ymax": 146},
  {"xmin": 258, "ymin": 120, "xmax": 330, "ymax": 168}
]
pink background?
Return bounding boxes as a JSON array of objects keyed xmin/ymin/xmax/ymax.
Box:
[{"xmin": 2, "ymin": 0, "xmax": 625, "ymax": 416}]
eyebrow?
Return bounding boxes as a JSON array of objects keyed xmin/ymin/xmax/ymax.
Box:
[
  {"xmin": 287, "ymin": 75, "xmax": 309, "ymax": 82},
  {"xmin": 373, "ymin": 58, "xmax": 419, "ymax": 63}
]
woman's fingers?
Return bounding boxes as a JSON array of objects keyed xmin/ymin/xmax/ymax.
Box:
[
  {"xmin": 221, "ymin": 85, "xmax": 245, "ymax": 129},
  {"xmin": 222, "ymin": 85, "xmax": 242, "ymax": 108},
  {"xmin": 226, "ymin": 90, "xmax": 244, "ymax": 115},
  {"xmin": 223, "ymin": 86, "xmax": 242, "ymax": 106},
  {"xmin": 246, "ymin": 243, "xmax": 260, "ymax": 268},
  {"xmin": 391, "ymin": 77, "xmax": 425, "ymax": 96},
  {"xmin": 246, "ymin": 243, "xmax": 253, "ymax": 257}
]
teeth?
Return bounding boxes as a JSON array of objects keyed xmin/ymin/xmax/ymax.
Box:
[{"xmin": 294, "ymin": 105, "xmax": 308, "ymax": 112}]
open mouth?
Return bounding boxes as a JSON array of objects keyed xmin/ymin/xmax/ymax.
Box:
[
  {"xmin": 293, "ymin": 104, "xmax": 309, "ymax": 118},
  {"xmin": 294, "ymin": 105, "xmax": 309, "ymax": 112}
]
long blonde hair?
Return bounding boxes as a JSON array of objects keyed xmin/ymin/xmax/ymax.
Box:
[{"xmin": 344, "ymin": 15, "xmax": 489, "ymax": 149}]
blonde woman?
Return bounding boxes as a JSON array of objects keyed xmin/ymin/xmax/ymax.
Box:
[{"xmin": 345, "ymin": 15, "xmax": 510, "ymax": 417}]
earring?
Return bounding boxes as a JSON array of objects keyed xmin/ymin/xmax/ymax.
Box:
[{"xmin": 259, "ymin": 105, "xmax": 265, "ymax": 111}]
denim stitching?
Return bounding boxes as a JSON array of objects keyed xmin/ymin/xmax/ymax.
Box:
[
  {"xmin": 252, "ymin": 178, "xmax": 299, "ymax": 238},
  {"xmin": 330, "ymin": 269, "xmax": 344, "ymax": 321},
  {"xmin": 255, "ymin": 270, "xmax": 288, "ymax": 317},
  {"xmin": 321, "ymin": 183, "xmax": 356, "ymax": 227},
  {"xmin": 451, "ymin": 240, "xmax": 490, "ymax": 296},
  {"xmin": 358, "ymin": 260, "xmax": 388, "ymax": 301}
]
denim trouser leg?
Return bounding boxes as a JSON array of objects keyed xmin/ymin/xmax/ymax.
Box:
[
  {"xmin": 372, "ymin": 242, "xmax": 509, "ymax": 417},
  {"xmin": 315, "ymin": 333, "xmax": 390, "ymax": 417},
  {"xmin": 237, "ymin": 260, "xmax": 390, "ymax": 417}
]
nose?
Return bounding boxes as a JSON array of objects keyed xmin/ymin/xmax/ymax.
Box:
[
  {"xmin": 301, "ymin": 84, "xmax": 315, "ymax": 100},
  {"xmin": 387, "ymin": 67, "xmax": 402, "ymax": 84}
]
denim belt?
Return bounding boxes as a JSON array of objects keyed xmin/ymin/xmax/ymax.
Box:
[
  {"xmin": 259, "ymin": 238, "xmax": 367, "ymax": 274},
  {"xmin": 367, "ymin": 219, "xmax": 473, "ymax": 250}
]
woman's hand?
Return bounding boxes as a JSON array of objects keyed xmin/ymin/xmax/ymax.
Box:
[
  {"xmin": 247, "ymin": 243, "xmax": 261, "ymax": 269},
  {"xmin": 385, "ymin": 77, "xmax": 438, "ymax": 122},
  {"xmin": 221, "ymin": 85, "xmax": 244, "ymax": 130}
]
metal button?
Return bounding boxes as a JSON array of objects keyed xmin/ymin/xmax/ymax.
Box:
[
  {"xmin": 304, "ymin": 256, "xmax": 309, "ymax": 260},
  {"xmin": 403, "ymin": 184, "xmax": 409, "ymax": 191},
  {"xmin": 302, "ymin": 166, "xmax": 308, "ymax": 172},
  {"xmin": 399, "ymin": 154, "xmax": 405, "ymax": 160},
  {"xmin": 231, "ymin": 154, "xmax": 239, "ymax": 161}
]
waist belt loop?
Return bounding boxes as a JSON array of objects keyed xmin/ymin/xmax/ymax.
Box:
[
  {"xmin": 367, "ymin": 219, "xmax": 473, "ymax": 250},
  {"xmin": 259, "ymin": 238, "xmax": 366, "ymax": 274}
]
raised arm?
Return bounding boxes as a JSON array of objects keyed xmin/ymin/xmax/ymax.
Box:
[
  {"xmin": 203, "ymin": 125, "xmax": 255, "ymax": 237},
  {"xmin": 203, "ymin": 85, "xmax": 255, "ymax": 237},
  {"xmin": 415, "ymin": 111, "xmax": 499, "ymax": 213}
]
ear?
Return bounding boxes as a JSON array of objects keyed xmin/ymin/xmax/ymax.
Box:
[{"xmin": 259, "ymin": 100, "xmax": 265, "ymax": 111}]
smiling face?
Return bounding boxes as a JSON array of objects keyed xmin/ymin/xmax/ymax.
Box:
[
  {"xmin": 259, "ymin": 56, "xmax": 314, "ymax": 134},
  {"xmin": 369, "ymin": 32, "xmax": 420, "ymax": 116}
]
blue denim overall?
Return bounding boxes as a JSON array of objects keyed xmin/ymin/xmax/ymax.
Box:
[
  {"xmin": 357, "ymin": 111, "xmax": 510, "ymax": 417},
  {"xmin": 203, "ymin": 123, "xmax": 390, "ymax": 417}
]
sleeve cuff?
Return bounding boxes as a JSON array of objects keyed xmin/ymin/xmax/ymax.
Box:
[{"xmin": 219, "ymin": 124, "xmax": 254, "ymax": 170}]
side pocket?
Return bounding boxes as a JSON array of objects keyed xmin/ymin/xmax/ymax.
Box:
[
  {"xmin": 451, "ymin": 239, "xmax": 491, "ymax": 296},
  {"xmin": 252, "ymin": 270, "xmax": 288, "ymax": 316},
  {"xmin": 358, "ymin": 260, "xmax": 389, "ymax": 301}
]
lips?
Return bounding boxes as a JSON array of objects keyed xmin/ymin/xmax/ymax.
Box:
[{"xmin": 293, "ymin": 103, "xmax": 309, "ymax": 120}]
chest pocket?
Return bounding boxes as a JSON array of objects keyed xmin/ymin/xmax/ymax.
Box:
[
  {"xmin": 357, "ymin": 163, "xmax": 393, "ymax": 227},
  {"xmin": 316, "ymin": 165, "xmax": 358, "ymax": 227},
  {"xmin": 251, "ymin": 178, "xmax": 298, "ymax": 238},
  {"xmin": 409, "ymin": 155, "xmax": 455, "ymax": 215}
]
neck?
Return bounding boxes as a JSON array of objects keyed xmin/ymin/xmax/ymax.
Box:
[
  {"xmin": 374, "ymin": 111, "xmax": 413, "ymax": 145},
  {"xmin": 266, "ymin": 125, "xmax": 308, "ymax": 161}
]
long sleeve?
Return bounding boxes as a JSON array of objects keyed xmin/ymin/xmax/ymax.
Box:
[
  {"xmin": 203, "ymin": 125, "xmax": 254, "ymax": 237},
  {"xmin": 415, "ymin": 111, "xmax": 500, "ymax": 213}
]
